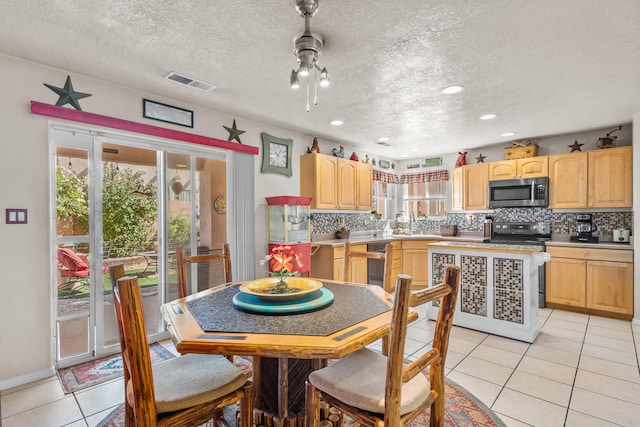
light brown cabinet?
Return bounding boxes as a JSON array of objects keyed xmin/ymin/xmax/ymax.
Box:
[
  {"xmin": 451, "ymin": 163, "xmax": 489, "ymax": 211},
  {"xmin": 401, "ymin": 240, "xmax": 431, "ymax": 289},
  {"xmin": 356, "ymin": 162, "xmax": 373, "ymax": 211},
  {"xmin": 311, "ymin": 243, "xmax": 368, "ymax": 283},
  {"xmin": 489, "ymin": 157, "xmax": 548, "ymax": 180},
  {"xmin": 546, "ymin": 246, "xmax": 633, "ymax": 319},
  {"xmin": 549, "ymin": 146, "xmax": 632, "ymax": 209},
  {"xmin": 387, "ymin": 240, "xmax": 402, "ymax": 292},
  {"xmin": 300, "ymin": 153, "xmax": 372, "ymax": 210}
]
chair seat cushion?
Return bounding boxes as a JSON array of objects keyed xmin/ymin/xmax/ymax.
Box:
[
  {"xmin": 146, "ymin": 353, "xmax": 246, "ymax": 413},
  {"xmin": 308, "ymin": 348, "xmax": 430, "ymax": 415}
]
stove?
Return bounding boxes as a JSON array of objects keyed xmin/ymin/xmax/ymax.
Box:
[{"xmin": 486, "ymin": 221, "xmax": 550, "ymax": 308}]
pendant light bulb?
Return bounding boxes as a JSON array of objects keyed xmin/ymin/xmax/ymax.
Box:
[
  {"xmin": 299, "ymin": 60, "xmax": 310, "ymax": 77},
  {"xmin": 290, "ymin": 69, "xmax": 300, "ymax": 89},
  {"xmin": 319, "ymin": 67, "xmax": 330, "ymax": 87}
]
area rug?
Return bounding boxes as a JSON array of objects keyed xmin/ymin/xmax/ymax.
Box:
[
  {"xmin": 96, "ymin": 379, "xmax": 506, "ymax": 427},
  {"xmin": 57, "ymin": 342, "xmax": 175, "ymax": 393}
]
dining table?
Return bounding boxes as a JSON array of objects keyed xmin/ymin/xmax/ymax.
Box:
[{"xmin": 160, "ymin": 278, "xmax": 417, "ymax": 427}]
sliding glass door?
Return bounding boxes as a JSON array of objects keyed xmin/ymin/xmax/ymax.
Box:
[{"xmin": 53, "ymin": 126, "xmax": 227, "ymax": 367}]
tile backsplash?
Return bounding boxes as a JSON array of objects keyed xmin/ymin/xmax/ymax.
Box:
[{"xmin": 311, "ymin": 209, "xmax": 633, "ymax": 236}]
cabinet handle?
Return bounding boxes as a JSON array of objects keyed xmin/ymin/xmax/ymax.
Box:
[
  {"xmin": 588, "ymin": 262, "xmax": 593, "ymax": 266},
  {"xmin": 581, "ymin": 261, "xmax": 585, "ymax": 264},
  {"xmin": 584, "ymin": 251, "xmax": 588, "ymax": 255}
]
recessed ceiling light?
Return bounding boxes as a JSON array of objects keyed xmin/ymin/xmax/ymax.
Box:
[
  {"xmin": 441, "ymin": 85, "xmax": 464, "ymax": 94},
  {"xmin": 501, "ymin": 132, "xmax": 515, "ymax": 137},
  {"xmin": 330, "ymin": 120, "xmax": 343, "ymax": 126},
  {"xmin": 480, "ymin": 114, "xmax": 496, "ymax": 120},
  {"xmin": 400, "ymin": 154, "xmax": 409, "ymax": 158},
  {"xmin": 377, "ymin": 137, "xmax": 389, "ymax": 142},
  {"xmin": 410, "ymin": 148, "xmax": 419, "ymax": 152}
]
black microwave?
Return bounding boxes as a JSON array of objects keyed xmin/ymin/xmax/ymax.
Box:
[{"xmin": 488, "ymin": 177, "xmax": 549, "ymax": 208}]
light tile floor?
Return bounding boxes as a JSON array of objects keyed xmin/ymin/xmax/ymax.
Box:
[{"xmin": 2, "ymin": 307, "xmax": 639, "ymax": 426}]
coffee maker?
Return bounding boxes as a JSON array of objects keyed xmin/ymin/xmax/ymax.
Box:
[{"xmin": 570, "ymin": 213, "xmax": 598, "ymax": 243}]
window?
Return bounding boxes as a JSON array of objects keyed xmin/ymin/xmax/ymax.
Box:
[
  {"xmin": 401, "ymin": 170, "xmax": 449, "ymax": 218},
  {"xmin": 372, "ymin": 170, "xmax": 400, "ymax": 219}
]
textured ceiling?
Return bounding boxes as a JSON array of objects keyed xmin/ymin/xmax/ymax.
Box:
[{"xmin": 1, "ymin": 0, "xmax": 639, "ymax": 159}]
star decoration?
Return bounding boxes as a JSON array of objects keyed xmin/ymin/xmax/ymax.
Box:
[
  {"xmin": 43, "ymin": 75, "xmax": 92, "ymax": 111},
  {"xmin": 223, "ymin": 119, "xmax": 245, "ymax": 143},
  {"xmin": 568, "ymin": 140, "xmax": 584, "ymax": 152},
  {"xmin": 475, "ymin": 153, "xmax": 487, "ymax": 163}
]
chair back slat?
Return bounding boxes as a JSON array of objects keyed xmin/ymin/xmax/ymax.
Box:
[
  {"xmin": 176, "ymin": 243, "xmax": 232, "ymax": 298},
  {"xmin": 113, "ymin": 275, "xmax": 157, "ymax": 424},
  {"xmin": 384, "ymin": 274, "xmax": 413, "ymax": 424}
]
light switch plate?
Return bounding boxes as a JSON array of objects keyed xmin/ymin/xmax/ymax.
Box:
[{"xmin": 6, "ymin": 209, "xmax": 27, "ymax": 224}]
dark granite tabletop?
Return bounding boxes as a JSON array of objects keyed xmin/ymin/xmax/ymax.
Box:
[{"xmin": 185, "ymin": 282, "xmax": 392, "ymax": 337}]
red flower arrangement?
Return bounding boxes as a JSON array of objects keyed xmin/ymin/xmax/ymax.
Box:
[{"xmin": 267, "ymin": 245, "xmax": 304, "ymax": 277}]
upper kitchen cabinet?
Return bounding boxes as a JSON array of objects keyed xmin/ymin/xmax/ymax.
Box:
[
  {"xmin": 587, "ymin": 146, "xmax": 632, "ymax": 208},
  {"xmin": 549, "ymin": 146, "xmax": 632, "ymax": 209},
  {"xmin": 300, "ymin": 153, "xmax": 337, "ymax": 209},
  {"xmin": 489, "ymin": 157, "xmax": 548, "ymax": 180},
  {"xmin": 300, "ymin": 153, "xmax": 373, "ymax": 210},
  {"xmin": 355, "ymin": 161, "xmax": 373, "ymax": 211},
  {"xmin": 451, "ymin": 163, "xmax": 489, "ymax": 211}
]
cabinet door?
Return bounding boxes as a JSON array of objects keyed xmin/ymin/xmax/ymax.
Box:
[
  {"xmin": 489, "ymin": 160, "xmax": 517, "ymax": 180},
  {"xmin": 548, "ymin": 152, "xmax": 587, "ymax": 208},
  {"xmin": 464, "ymin": 163, "xmax": 489, "ymax": 210},
  {"xmin": 347, "ymin": 244, "xmax": 368, "ymax": 283},
  {"xmin": 300, "ymin": 154, "xmax": 337, "ymax": 209},
  {"xmin": 518, "ymin": 157, "xmax": 548, "ymax": 178},
  {"xmin": 546, "ymin": 258, "xmax": 586, "ymax": 306},
  {"xmin": 356, "ymin": 162, "xmax": 373, "ymax": 211},
  {"xmin": 587, "ymin": 146, "xmax": 632, "ymax": 208},
  {"xmin": 451, "ymin": 167, "xmax": 463, "ymax": 211},
  {"xmin": 586, "ymin": 260, "xmax": 633, "ymax": 315},
  {"xmin": 401, "ymin": 248, "xmax": 429, "ymax": 289},
  {"xmin": 337, "ymin": 158, "xmax": 357, "ymax": 210},
  {"xmin": 387, "ymin": 241, "xmax": 402, "ymax": 292}
]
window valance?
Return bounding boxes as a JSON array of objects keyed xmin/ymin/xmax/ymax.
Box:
[
  {"xmin": 400, "ymin": 170, "xmax": 449, "ymax": 184},
  {"xmin": 373, "ymin": 170, "xmax": 400, "ymax": 184}
]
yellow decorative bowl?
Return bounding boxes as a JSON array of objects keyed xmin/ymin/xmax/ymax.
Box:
[{"xmin": 239, "ymin": 277, "xmax": 323, "ymax": 301}]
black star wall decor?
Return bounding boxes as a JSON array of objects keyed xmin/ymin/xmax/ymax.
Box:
[
  {"xmin": 568, "ymin": 140, "xmax": 584, "ymax": 152},
  {"xmin": 43, "ymin": 75, "xmax": 92, "ymax": 111},
  {"xmin": 475, "ymin": 153, "xmax": 487, "ymax": 163},
  {"xmin": 223, "ymin": 119, "xmax": 245, "ymax": 143}
]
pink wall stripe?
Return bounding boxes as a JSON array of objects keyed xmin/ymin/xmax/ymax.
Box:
[{"xmin": 30, "ymin": 101, "xmax": 259, "ymax": 155}]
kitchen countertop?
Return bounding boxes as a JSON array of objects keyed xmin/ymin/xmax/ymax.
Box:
[
  {"xmin": 312, "ymin": 232, "xmax": 633, "ymax": 251},
  {"xmin": 312, "ymin": 232, "xmax": 485, "ymax": 247},
  {"xmin": 547, "ymin": 234, "xmax": 633, "ymax": 251},
  {"xmin": 426, "ymin": 241, "xmax": 543, "ymax": 255}
]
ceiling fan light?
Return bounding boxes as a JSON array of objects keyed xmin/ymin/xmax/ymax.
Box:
[
  {"xmin": 290, "ymin": 69, "xmax": 300, "ymax": 89},
  {"xmin": 299, "ymin": 60, "xmax": 310, "ymax": 76},
  {"xmin": 319, "ymin": 67, "xmax": 330, "ymax": 87}
]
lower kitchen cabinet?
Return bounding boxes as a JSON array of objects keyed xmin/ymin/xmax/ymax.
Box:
[
  {"xmin": 401, "ymin": 240, "xmax": 432, "ymax": 289},
  {"xmin": 546, "ymin": 246, "xmax": 633, "ymax": 319},
  {"xmin": 311, "ymin": 243, "xmax": 367, "ymax": 283}
]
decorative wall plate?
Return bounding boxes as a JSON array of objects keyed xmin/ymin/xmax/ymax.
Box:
[{"xmin": 214, "ymin": 196, "xmax": 226, "ymax": 214}]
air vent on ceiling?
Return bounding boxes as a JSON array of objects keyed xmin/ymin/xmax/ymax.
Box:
[
  {"xmin": 164, "ymin": 71, "xmax": 216, "ymax": 92},
  {"xmin": 376, "ymin": 141, "xmax": 392, "ymax": 147}
]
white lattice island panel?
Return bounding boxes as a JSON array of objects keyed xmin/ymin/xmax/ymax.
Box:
[{"xmin": 426, "ymin": 242, "xmax": 547, "ymax": 343}]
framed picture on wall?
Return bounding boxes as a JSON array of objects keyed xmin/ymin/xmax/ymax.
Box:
[
  {"xmin": 143, "ymin": 99, "xmax": 194, "ymax": 128},
  {"xmin": 379, "ymin": 160, "xmax": 390, "ymax": 169}
]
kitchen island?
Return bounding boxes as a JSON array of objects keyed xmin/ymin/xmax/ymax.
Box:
[{"xmin": 426, "ymin": 241, "xmax": 549, "ymax": 343}]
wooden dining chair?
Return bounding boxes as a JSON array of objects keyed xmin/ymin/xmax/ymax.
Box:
[
  {"xmin": 176, "ymin": 243, "xmax": 232, "ymax": 298},
  {"xmin": 305, "ymin": 265, "xmax": 460, "ymax": 427},
  {"xmin": 110, "ymin": 267, "xmax": 253, "ymax": 426},
  {"xmin": 343, "ymin": 241, "xmax": 395, "ymax": 292}
]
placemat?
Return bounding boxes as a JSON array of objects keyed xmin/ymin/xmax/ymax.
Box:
[{"xmin": 185, "ymin": 283, "xmax": 391, "ymax": 336}]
